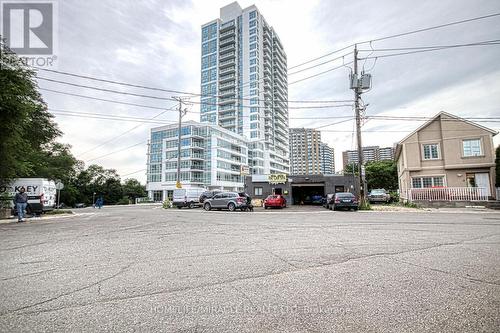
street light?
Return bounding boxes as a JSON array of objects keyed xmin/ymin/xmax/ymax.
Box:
[{"xmin": 92, "ymin": 192, "xmax": 96, "ymax": 208}]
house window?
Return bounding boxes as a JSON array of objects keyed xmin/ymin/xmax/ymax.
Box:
[
  {"xmin": 423, "ymin": 144, "xmax": 439, "ymax": 160},
  {"xmin": 254, "ymin": 187, "xmax": 263, "ymax": 196},
  {"xmin": 463, "ymin": 139, "xmax": 481, "ymax": 157},
  {"xmin": 411, "ymin": 176, "xmax": 444, "ymax": 188},
  {"xmin": 466, "ymin": 173, "xmax": 476, "ymax": 187}
]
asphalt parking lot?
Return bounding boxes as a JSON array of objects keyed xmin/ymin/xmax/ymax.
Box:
[{"xmin": 0, "ymin": 205, "xmax": 499, "ymax": 332}]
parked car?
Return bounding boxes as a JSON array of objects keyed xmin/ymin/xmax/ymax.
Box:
[
  {"xmin": 173, "ymin": 188, "xmax": 206, "ymax": 209},
  {"xmin": 203, "ymin": 192, "xmax": 247, "ymax": 211},
  {"xmin": 74, "ymin": 203, "xmax": 86, "ymax": 208},
  {"xmin": 263, "ymin": 195, "xmax": 286, "ymax": 209},
  {"xmin": 368, "ymin": 189, "xmax": 391, "ymax": 203},
  {"xmin": 311, "ymin": 194, "xmax": 324, "ymax": 205},
  {"xmin": 324, "ymin": 193, "xmax": 335, "ymax": 209},
  {"xmin": 330, "ymin": 192, "xmax": 358, "ymax": 211},
  {"xmin": 199, "ymin": 190, "xmax": 222, "ymax": 204}
]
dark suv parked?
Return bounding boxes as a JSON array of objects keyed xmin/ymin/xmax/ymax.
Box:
[
  {"xmin": 199, "ymin": 190, "xmax": 222, "ymax": 204},
  {"xmin": 203, "ymin": 192, "xmax": 247, "ymax": 211}
]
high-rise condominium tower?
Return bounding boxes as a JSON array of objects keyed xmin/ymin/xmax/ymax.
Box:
[{"xmin": 200, "ymin": 2, "xmax": 289, "ymax": 175}]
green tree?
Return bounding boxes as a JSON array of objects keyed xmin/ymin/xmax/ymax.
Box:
[
  {"xmin": 495, "ymin": 145, "xmax": 500, "ymax": 187},
  {"xmin": 365, "ymin": 160, "xmax": 398, "ymax": 191},
  {"xmin": 343, "ymin": 163, "xmax": 359, "ymax": 176},
  {"xmin": 72, "ymin": 164, "xmax": 123, "ymax": 205},
  {"xmin": 122, "ymin": 178, "xmax": 146, "ymax": 202},
  {"xmin": 0, "ymin": 41, "xmax": 61, "ymax": 185}
]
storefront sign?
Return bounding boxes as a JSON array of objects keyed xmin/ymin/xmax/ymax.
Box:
[
  {"xmin": 240, "ymin": 165, "xmax": 250, "ymax": 176},
  {"xmin": 268, "ymin": 174, "xmax": 287, "ymax": 184}
]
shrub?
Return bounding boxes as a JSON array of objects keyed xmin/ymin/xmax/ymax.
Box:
[
  {"xmin": 403, "ymin": 201, "xmax": 419, "ymax": 209},
  {"xmin": 163, "ymin": 198, "xmax": 172, "ymax": 209},
  {"xmin": 116, "ymin": 197, "xmax": 131, "ymax": 205},
  {"xmin": 359, "ymin": 201, "xmax": 372, "ymax": 210},
  {"xmin": 389, "ymin": 191, "xmax": 399, "ymax": 203}
]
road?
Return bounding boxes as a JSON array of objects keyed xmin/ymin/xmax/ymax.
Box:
[{"xmin": 0, "ymin": 205, "xmax": 499, "ymax": 332}]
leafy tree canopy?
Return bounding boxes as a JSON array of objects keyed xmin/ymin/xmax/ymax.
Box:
[
  {"xmin": 0, "ymin": 40, "xmax": 61, "ymax": 185},
  {"xmin": 365, "ymin": 160, "xmax": 398, "ymax": 191}
]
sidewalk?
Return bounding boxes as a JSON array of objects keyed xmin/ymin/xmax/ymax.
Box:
[{"xmin": 0, "ymin": 211, "xmax": 86, "ymax": 224}]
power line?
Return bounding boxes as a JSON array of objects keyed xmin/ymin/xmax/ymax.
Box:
[
  {"xmin": 359, "ymin": 40, "xmax": 500, "ymax": 60},
  {"xmin": 358, "ymin": 39, "xmax": 500, "ymax": 52},
  {"xmin": 288, "ymin": 62, "xmax": 353, "ymax": 85},
  {"xmin": 38, "ymin": 77, "xmax": 353, "ymax": 110},
  {"xmin": 48, "ymin": 107, "xmax": 355, "ymax": 122},
  {"xmin": 121, "ymin": 169, "xmax": 146, "ymax": 178},
  {"xmin": 365, "ymin": 116, "xmax": 500, "ymax": 123},
  {"xmin": 76, "ymin": 104, "xmax": 178, "ymax": 158},
  {"xmin": 322, "ymin": 128, "xmax": 500, "ymax": 133},
  {"xmin": 49, "ymin": 107, "xmax": 500, "ymax": 124},
  {"xmin": 288, "ymin": 44, "xmax": 355, "ymax": 70},
  {"xmin": 313, "ymin": 118, "xmax": 354, "ymax": 130},
  {"xmin": 288, "ymin": 51, "xmax": 353, "ymax": 76},
  {"xmin": 49, "ymin": 109, "xmax": 177, "ymax": 125},
  {"xmin": 35, "ymin": 67, "xmax": 352, "ymax": 104},
  {"xmin": 85, "ymin": 141, "xmax": 147, "ymax": 163},
  {"xmin": 40, "ymin": 88, "xmax": 172, "ymax": 112},
  {"xmin": 362, "ymin": 12, "xmax": 500, "ymax": 44},
  {"xmin": 287, "ymin": 12, "xmax": 500, "ymax": 71}
]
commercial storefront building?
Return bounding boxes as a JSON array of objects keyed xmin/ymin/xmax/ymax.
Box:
[{"xmin": 244, "ymin": 174, "xmax": 359, "ymax": 205}]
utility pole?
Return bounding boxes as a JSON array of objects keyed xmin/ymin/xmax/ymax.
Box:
[
  {"xmin": 173, "ymin": 97, "xmax": 188, "ymax": 189},
  {"xmin": 353, "ymin": 44, "xmax": 366, "ymax": 205}
]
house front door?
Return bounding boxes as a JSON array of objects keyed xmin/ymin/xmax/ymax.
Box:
[{"xmin": 475, "ymin": 173, "xmax": 491, "ymax": 197}]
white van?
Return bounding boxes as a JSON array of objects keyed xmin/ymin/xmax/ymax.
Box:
[
  {"xmin": 172, "ymin": 188, "xmax": 206, "ymax": 209},
  {"xmin": 0, "ymin": 178, "xmax": 57, "ymax": 214}
]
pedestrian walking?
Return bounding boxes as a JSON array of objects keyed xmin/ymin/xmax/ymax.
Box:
[
  {"xmin": 14, "ymin": 187, "xmax": 28, "ymax": 222},
  {"xmin": 96, "ymin": 196, "xmax": 104, "ymax": 209}
]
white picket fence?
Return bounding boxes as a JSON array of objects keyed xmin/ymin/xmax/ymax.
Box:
[{"xmin": 407, "ymin": 187, "xmax": 488, "ymax": 202}]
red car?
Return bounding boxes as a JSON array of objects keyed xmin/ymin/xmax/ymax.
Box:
[{"xmin": 263, "ymin": 195, "xmax": 286, "ymax": 209}]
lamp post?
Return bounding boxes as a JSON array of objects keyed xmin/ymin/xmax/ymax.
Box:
[{"xmin": 92, "ymin": 192, "xmax": 96, "ymax": 208}]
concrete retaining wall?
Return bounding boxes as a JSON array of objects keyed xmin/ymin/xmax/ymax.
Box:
[{"xmin": 412, "ymin": 200, "xmax": 488, "ymax": 208}]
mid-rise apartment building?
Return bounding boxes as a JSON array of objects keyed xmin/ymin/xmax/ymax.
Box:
[
  {"xmin": 379, "ymin": 146, "xmax": 395, "ymax": 161},
  {"xmin": 319, "ymin": 142, "xmax": 335, "ymax": 175},
  {"xmin": 290, "ymin": 128, "xmax": 335, "ymax": 175},
  {"xmin": 342, "ymin": 146, "xmax": 395, "ymax": 169},
  {"xmin": 146, "ymin": 121, "xmax": 248, "ymax": 201},
  {"xmin": 200, "ymin": 2, "xmax": 289, "ymax": 175}
]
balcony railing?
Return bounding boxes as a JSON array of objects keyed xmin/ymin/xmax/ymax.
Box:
[
  {"xmin": 407, "ymin": 187, "xmax": 488, "ymax": 202},
  {"xmin": 221, "ymin": 20, "xmax": 235, "ymax": 30},
  {"xmin": 219, "ymin": 37, "xmax": 235, "ymax": 47},
  {"xmin": 219, "ymin": 51, "xmax": 235, "ymax": 61},
  {"xmin": 219, "ymin": 89, "xmax": 235, "ymax": 97},
  {"xmin": 219, "ymin": 66, "xmax": 235, "ymax": 76},
  {"xmin": 219, "ymin": 58, "xmax": 235, "ymax": 68},
  {"xmin": 219, "ymin": 44, "xmax": 235, "ymax": 53},
  {"xmin": 219, "ymin": 74, "xmax": 235, "ymax": 83},
  {"xmin": 219, "ymin": 29, "xmax": 235, "ymax": 38}
]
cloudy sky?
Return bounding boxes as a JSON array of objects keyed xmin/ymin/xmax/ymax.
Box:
[{"xmin": 33, "ymin": 0, "xmax": 500, "ymax": 183}]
